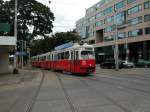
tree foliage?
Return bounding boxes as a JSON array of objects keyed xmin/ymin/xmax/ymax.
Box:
[
  {"xmin": 0, "ymin": 0, "xmax": 54, "ymax": 42},
  {"xmin": 30, "ymin": 30, "xmax": 81, "ymax": 56}
]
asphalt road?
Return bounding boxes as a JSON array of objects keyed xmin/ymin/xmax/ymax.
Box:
[{"xmin": 0, "ymin": 68, "xmax": 150, "ymax": 112}]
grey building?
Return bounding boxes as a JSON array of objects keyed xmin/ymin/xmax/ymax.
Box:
[{"xmin": 76, "ymin": 0, "xmax": 150, "ymax": 63}]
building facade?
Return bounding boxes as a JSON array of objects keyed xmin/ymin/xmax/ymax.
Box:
[{"xmin": 76, "ymin": 0, "xmax": 150, "ymax": 63}]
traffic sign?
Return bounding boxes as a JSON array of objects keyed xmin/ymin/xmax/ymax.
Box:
[
  {"xmin": 0, "ymin": 23, "xmax": 11, "ymax": 32},
  {"xmin": 15, "ymin": 51, "xmax": 27, "ymax": 56}
]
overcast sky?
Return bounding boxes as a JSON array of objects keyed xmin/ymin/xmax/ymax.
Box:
[{"xmin": 37, "ymin": 0, "xmax": 100, "ymax": 33}]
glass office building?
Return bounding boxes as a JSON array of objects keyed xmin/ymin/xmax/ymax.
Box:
[{"xmin": 76, "ymin": 0, "xmax": 150, "ymax": 63}]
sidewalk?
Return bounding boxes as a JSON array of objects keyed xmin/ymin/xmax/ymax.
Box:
[{"xmin": 0, "ymin": 69, "xmax": 43, "ymax": 112}]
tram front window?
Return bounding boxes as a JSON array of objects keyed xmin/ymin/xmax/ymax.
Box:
[{"xmin": 81, "ymin": 51, "xmax": 95, "ymax": 60}]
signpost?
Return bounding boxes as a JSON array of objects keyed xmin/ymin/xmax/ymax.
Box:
[{"xmin": 0, "ymin": 23, "xmax": 11, "ymax": 32}]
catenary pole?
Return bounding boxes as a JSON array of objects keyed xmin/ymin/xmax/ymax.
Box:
[
  {"xmin": 114, "ymin": 10, "xmax": 119, "ymax": 71},
  {"xmin": 14, "ymin": 0, "xmax": 17, "ymax": 72}
]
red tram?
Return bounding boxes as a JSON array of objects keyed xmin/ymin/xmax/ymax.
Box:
[{"xmin": 31, "ymin": 43, "xmax": 96, "ymax": 74}]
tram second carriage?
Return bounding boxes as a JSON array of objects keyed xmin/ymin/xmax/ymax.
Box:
[{"xmin": 31, "ymin": 43, "xmax": 96, "ymax": 74}]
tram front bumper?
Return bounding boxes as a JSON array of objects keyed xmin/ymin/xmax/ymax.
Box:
[{"xmin": 80, "ymin": 66, "xmax": 95, "ymax": 73}]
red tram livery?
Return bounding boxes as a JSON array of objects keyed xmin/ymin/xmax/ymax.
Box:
[{"xmin": 31, "ymin": 42, "xmax": 96, "ymax": 74}]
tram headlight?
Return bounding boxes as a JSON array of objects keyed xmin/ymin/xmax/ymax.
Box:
[{"xmin": 82, "ymin": 60, "xmax": 86, "ymax": 65}]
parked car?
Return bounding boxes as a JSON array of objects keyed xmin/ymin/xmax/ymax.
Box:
[
  {"xmin": 122, "ymin": 60, "xmax": 134, "ymax": 68},
  {"xmin": 135, "ymin": 59, "xmax": 150, "ymax": 68},
  {"xmin": 100, "ymin": 59, "xmax": 123, "ymax": 69}
]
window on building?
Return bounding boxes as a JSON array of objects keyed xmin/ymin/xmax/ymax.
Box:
[
  {"xmin": 104, "ymin": 25, "xmax": 115, "ymax": 32},
  {"xmin": 116, "ymin": 11, "xmax": 126, "ymax": 25},
  {"xmin": 127, "ymin": 0, "xmax": 137, "ymax": 4},
  {"xmin": 144, "ymin": 1, "xmax": 150, "ymax": 9},
  {"xmin": 95, "ymin": 21, "xmax": 103, "ymax": 27},
  {"xmin": 128, "ymin": 16, "xmax": 142, "ymax": 25},
  {"xmin": 145, "ymin": 27, "xmax": 150, "ymax": 34},
  {"xmin": 115, "ymin": 1, "xmax": 125, "ymax": 10},
  {"xmin": 127, "ymin": 5, "xmax": 142, "ymax": 15},
  {"xmin": 104, "ymin": 35, "xmax": 114, "ymax": 41},
  {"xmin": 105, "ymin": 0, "xmax": 113, "ymax": 4},
  {"xmin": 89, "ymin": 40, "xmax": 95, "ymax": 44},
  {"xmin": 144, "ymin": 14, "xmax": 150, "ymax": 22},
  {"xmin": 128, "ymin": 29, "xmax": 143, "ymax": 37},
  {"xmin": 89, "ymin": 16, "xmax": 95, "ymax": 22},
  {"xmin": 88, "ymin": 7, "xmax": 96, "ymax": 13},
  {"xmin": 104, "ymin": 16, "xmax": 113, "ymax": 24},
  {"xmin": 96, "ymin": 12, "xmax": 103, "ymax": 19},
  {"xmin": 89, "ymin": 32, "xmax": 95, "ymax": 37},
  {"xmin": 103, "ymin": 6, "xmax": 113, "ymax": 15},
  {"xmin": 118, "ymin": 32, "xmax": 126, "ymax": 39}
]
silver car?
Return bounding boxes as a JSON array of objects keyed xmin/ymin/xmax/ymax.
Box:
[{"xmin": 122, "ymin": 60, "xmax": 134, "ymax": 68}]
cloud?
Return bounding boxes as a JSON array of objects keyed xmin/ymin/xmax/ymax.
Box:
[
  {"xmin": 37, "ymin": 0, "xmax": 100, "ymax": 33},
  {"xmin": 4, "ymin": 0, "xmax": 100, "ymax": 33}
]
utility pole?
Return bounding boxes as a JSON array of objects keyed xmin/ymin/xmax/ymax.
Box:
[
  {"xmin": 114, "ymin": 11, "xmax": 119, "ymax": 71},
  {"xmin": 21, "ymin": 40, "xmax": 24, "ymax": 74},
  {"xmin": 125, "ymin": 1, "xmax": 129, "ymax": 62},
  {"xmin": 13, "ymin": 0, "xmax": 18, "ymax": 73}
]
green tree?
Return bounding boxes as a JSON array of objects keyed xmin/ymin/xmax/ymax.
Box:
[
  {"xmin": 30, "ymin": 30, "xmax": 81, "ymax": 56},
  {"xmin": 53, "ymin": 31, "xmax": 80, "ymax": 47},
  {"xmin": 0, "ymin": 0, "xmax": 54, "ymax": 42},
  {"xmin": 30, "ymin": 37, "xmax": 55, "ymax": 56}
]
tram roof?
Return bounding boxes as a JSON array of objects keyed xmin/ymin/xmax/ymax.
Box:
[
  {"xmin": 32, "ymin": 43, "xmax": 94, "ymax": 58},
  {"xmin": 54, "ymin": 42, "xmax": 93, "ymax": 51}
]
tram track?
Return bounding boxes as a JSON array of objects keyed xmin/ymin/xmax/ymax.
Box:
[
  {"xmin": 94, "ymin": 74, "xmax": 150, "ymax": 87},
  {"xmin": 95, "ymin": 72, "xmax": 150, "ymax": 82},
  {"xmin": 55, "ymin": 72, "xmax": 78, "ymax": 112},
  {"xmin": 53, "ymin": 71, "xmax": 150, "ymax": 95},
  {"xmin": 77, "ymin": 77, "xmax": 132, "ymax": 112},
  {"xmin": 94, "ymin": 76, "xmax": 150, "ymax": 95},
  {"xmin": 25, "ymin": 70, "xmax": 45, "ymax": 112},
  {"xmin": 83, "ymin": 75, "xmax": 150, "ymax": 95},
  {"xmin": 23, "ymin": 69, "xmax": 150, "ymax": 112},
  {"xmin": 55, "ymin": 72, "xmax": 133, "ymax": 112},
  {"xmin": 53, "ymin": 72, "xmax": 132, "ymax": 112}
]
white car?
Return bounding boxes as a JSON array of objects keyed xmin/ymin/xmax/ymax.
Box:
[{"xmin": 122, "ymin": 60, "xmax": 134, "ymax": 68}]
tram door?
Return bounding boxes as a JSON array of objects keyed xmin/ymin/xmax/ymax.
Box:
[
  {"xmin": 70, "ymin": 51, "xmax": 74, "ymax": 72},
  {"xmin": 70, "ymin": 50, "xmax": 79, "ymax": 73}
]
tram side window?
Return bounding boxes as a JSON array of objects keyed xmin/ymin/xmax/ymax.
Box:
[
  {"xmin": 52, "ymin": 54, "xmax": 54, "ymax": 61},
  {"xmin": 54, "ymin": 54, "xmax": 58, "ymax": 61},
  {"xmin": 64, "ymin": 51, "xmax": 69, "ymax": 59},
  {"xmin": 46, "ymin": 56, "xmax": 48, "ymax": 60},
  {"xmin": 58, "ymin": 53, "xmax": 61, "ymax": 60},
  {"xmin": 71, "ymin": 51, "xmax": 73, "ymax": 60},
  {"xmin": 48, "ymin": 55, "xmax": 51, "ymax": 60},
  {"xmin": 76, "ymin": 51, "xmax": 78, "ymax": 60},
  {"xmin": 50, "ymin": 55, "xmax": 52, "ymax": 61},
  {"xmin": 42, "ymin": 56, "xmax": 44, "ymax": 61},
  {"xmin": 61, "ymin": 52, "xmax": 64, "ymax": 59},
  {"xmin": 44, "ymin": 56, "xmax": 46, "ymax": 61}
]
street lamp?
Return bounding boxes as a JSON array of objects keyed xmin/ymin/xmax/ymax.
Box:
[{"xmin": 13, "ymin": 0, "xmax": 18, "ymax": 73}]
